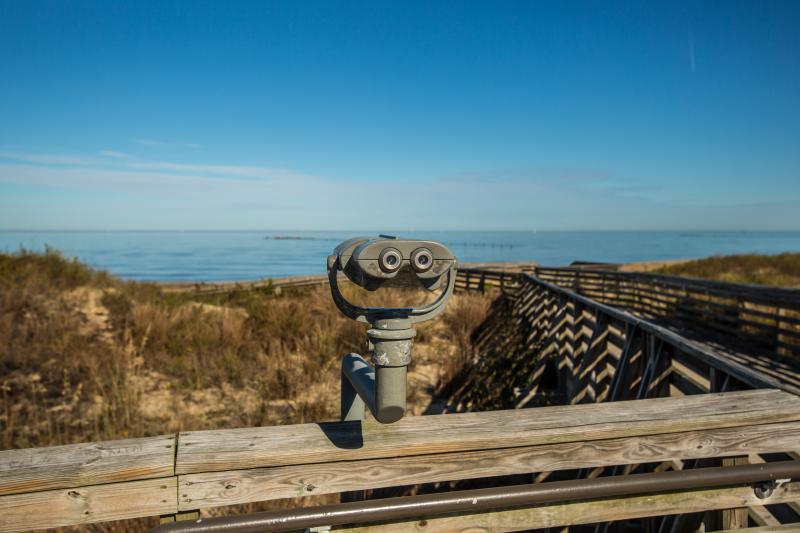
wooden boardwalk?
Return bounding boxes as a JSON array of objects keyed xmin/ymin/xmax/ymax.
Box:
[{"xmin": 2, "ymin": 265, "xmax": 800, "ymax": 532}]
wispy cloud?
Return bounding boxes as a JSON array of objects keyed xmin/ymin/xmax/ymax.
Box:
[
  {"xmin": 440, "ymin": 167, "xmax": 613, "ymax": 185},
  {"xmin": 0, "ymin": 163, "xmax": 230, "ymax": 190},
  {"xmin": 99, "ymin": 150, "xmax": 130, "ymax": 159},
  {"xmin": 129, "ymin": 161, "xmax": 307, "ymax": 180},
  {"xmin": 135, "ymin": 139, "xmax": 201, "ymax": 149},
  {"xmin": 0, "ymin": 150, "xmax": 314, "ymax": 183},
  {"xmin": 0, "ymin": 150, "xmax": 101, "ymax": 166},
  {"xmin": 437, "ymin": 166, "xmax": 661, "ymax": 202},
  {"xmin": 0, "ymin": 149, "xmax": 322, "ymax": 205}
]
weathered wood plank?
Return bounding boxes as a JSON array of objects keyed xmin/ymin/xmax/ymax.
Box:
[
  {"xmin": 719, "ymin": 525, "xmax": 800, "ymax": 532},
  {"xmin": 672, "ymin": 356, "xmax": 711, "ymax": 392},
  {"xmin": 0, "ymin": 477, "xmax": 177, "ymax": 533},
  {"xmin": 0, "ymin": 434, "xmax": 176, "ymax": 496},
  {"xmin": 178, "ymin": 421, "xmax": 800, "ymax": 510},
  {"xmin": 176, "ymin": 390, "xmax": 800, "ymax": 474},
  {"xmin": 338, "ymin": 482, "xmax": 800, "ymax": 533},
  {"xmin": 721, "ymin": 455, "xmax": 750, "ymax": 530},
  {"xmin": 748, "ymin": 505, "xmax": 783, "ymax": 527}
]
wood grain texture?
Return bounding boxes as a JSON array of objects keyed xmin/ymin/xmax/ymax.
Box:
[
  {"xmin": 338, "ymin": 482, "xmax": 800, "ymax": 533},
  {"xmin": 0, "ymin": 434, "xmax": 176, "ymax": 496},
  {"xmin": 0, "ymin": 477, "xmax": 177, "ymax": 533},
  {"xmin": 719, "ymin": 525, "xmax": 800, "ymax": 533},
  {"xmin": 721, "ymin": 455, "xmax": 750, "ymax": 530},
  {"xmin": 749, "ymin": 505, "xmax": 784, "ymax": 527},
  {"xmin": 178, "ymin": 421, "xmax": 800, "ymax": 510},
  {"xmin": 176, "ymin": 389, "xmax": 800, "ymax": 474}
]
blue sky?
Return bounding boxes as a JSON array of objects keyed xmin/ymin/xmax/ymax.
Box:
[{"xmin": 0, "ymin": 1, "xmax": 798, "ymax": 231}]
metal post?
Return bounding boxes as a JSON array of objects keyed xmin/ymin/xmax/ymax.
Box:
[
  {"xmin": 339, "ymin": 321, "xmax": 414, "ymax": 503},
  {"xmin": 340, "ymin": 355, "xmax": 366, "ymax": 422},
  {"xmin": 340, "ymin": 352, "xmax": 409, "ymax": 424}
]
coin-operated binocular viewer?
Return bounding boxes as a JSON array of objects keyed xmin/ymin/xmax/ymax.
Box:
[{"xmin": 327, "ymin": 236, "xmax": 457, "ymax": 423}]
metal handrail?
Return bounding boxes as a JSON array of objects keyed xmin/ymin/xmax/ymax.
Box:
[{"xmin": 151, "ymin": 461, "xmax": 800, "ymax": 533}]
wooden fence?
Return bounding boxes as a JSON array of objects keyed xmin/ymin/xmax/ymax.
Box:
[
  {"xmin": 2, "ymin": 390, "xmax": 799, "ymax": 532},
  {"xmin": 454, "ymin": 266, "xmax": 530, "ymax": 293},
  {"xmin": 497, "ymin": 272, "xmax": 800, "ymax": 403},
  {"xmin": 535, "ymin": 266, "xmax": 800, "ymax": 360}
]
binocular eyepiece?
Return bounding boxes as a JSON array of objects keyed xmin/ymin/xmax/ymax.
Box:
[
  {"xmin": 327, "ymin": 235, "xmax": 456, "ymax": 292},
  {"xmin": 376, "ymin": 244, "xmax": 434, "ymax": 274}
]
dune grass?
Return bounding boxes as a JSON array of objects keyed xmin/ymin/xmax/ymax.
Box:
[
  {"xmin": 0, "ymin": 248, "xmax": 490, "ymax": 451},
  {"xmin": 654, "ymin": 252, "xmax": 800, "ymax": 287}
]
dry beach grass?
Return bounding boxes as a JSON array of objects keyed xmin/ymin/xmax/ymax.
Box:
[
  {"xmin": 653, "ymin": 252, "xmax": 800, "ymax": 287},
  {"xmin": 0, "ymin": 249, "xmax": 491, "ymax": 453}
]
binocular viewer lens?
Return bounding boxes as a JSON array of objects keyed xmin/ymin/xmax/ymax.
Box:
[
  {"xmin": 379, "ymin": 248, "xmax": 402, "ymax": 273},
  {"xmin": 378, "ymin": 247, "xmax": 434, "ymax": 273},
  {"xmin": 410, "ymin": 248, "xmax": 433, "ymax": 272}
]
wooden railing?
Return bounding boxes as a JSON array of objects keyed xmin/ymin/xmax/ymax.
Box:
[
  {"xmin": 2, "ymin": 390, "xmax": 800, "ymax": 532},
  {"xmin": 454, "ymin": 266, "xmax": 529, "ymax": 293},
  {"xmin": 535, "ymin": 266, "xmax": 800, "ymax": 360},
  {"xmin": 520, "ymin": 272, "xmax": 800, "ymax": 400}
]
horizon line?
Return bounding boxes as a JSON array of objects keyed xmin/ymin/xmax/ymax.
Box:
[{"xmin": 2, "ymin": 228, "xmax": 800, "ymax": 234}]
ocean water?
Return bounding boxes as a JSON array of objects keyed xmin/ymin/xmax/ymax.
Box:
[{"xmin": 1, "ymin": 230, "xmax": 799, "ymax": 282}]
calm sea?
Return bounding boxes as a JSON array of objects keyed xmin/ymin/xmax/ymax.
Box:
[{"xmin": 1, "ymin": 231, "xmax": 798, "ymax": 282}]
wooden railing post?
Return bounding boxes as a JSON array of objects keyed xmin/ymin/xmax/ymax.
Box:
[{"xmin": 720, "ymin": 456, "xmax": 750, "ymax": 530}]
